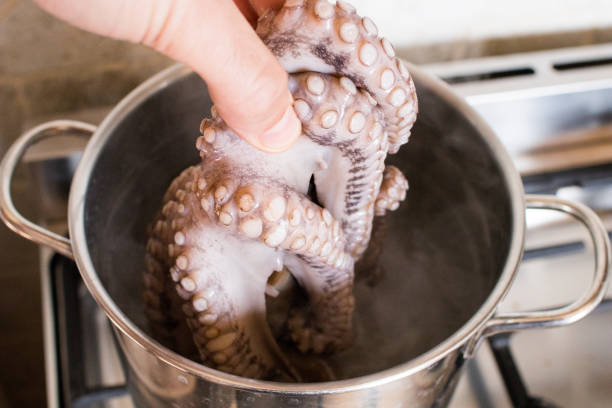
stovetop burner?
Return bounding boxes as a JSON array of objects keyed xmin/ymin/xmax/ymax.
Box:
[{"xmin": 37, "ymin": 44, "xmax": 612, "ymax": 407}]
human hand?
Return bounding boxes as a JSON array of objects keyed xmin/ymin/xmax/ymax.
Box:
[{"xmin": 34, "ymin": 0, "xmax": 301, "ymax": 152}]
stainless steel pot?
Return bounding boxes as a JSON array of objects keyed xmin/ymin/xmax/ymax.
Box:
[{"xmin": 1, "ymin": 64, "xmax": 609, "ymax": 407}]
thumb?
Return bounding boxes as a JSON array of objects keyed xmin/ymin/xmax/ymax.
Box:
[{"xmin": 34, "ymin": 0, "xmax": 301, "ymax": 152}]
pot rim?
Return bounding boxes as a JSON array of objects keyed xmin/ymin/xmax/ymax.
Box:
[{"xmin": 68, "ymin": 63, "xmax": 526, "ymax": 394}]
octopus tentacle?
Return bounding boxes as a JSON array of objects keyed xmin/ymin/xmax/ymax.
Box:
[
  {"xmin": 144, "ymin": 168, "xmax": 200, "ymax": 359},
  {"xmin": 374, "ymin": 165, "xmax": 409, "ymax": 216},
  {"xmin": 289, "ymin": 72, "xmax": 388, "ymax": 258},
  {"xmin": 144, "ymin": 0, "xmax": 415, "ymax": 380},
  {"xmin": 147, "ymin": 166, "xmax": 297, "ymax": 379},
  {"xmin": 257, "ymin": 0, "xmax": 418, "ymax": 153},
  {"xmin": 147, "ymin": 157, "xmax": 355, "ymax": 378},
  {"xmin": 284, "ymin": 252, "xmax": 354, "ymax": 353}
]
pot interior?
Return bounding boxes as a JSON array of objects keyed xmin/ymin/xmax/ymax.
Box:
[{"xmin": 83, "ymin": 71, "xmax": 513, "ymax": 380}]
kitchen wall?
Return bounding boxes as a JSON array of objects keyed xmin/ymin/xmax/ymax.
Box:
[
  {"xmin": 1, "ymin": 0, "xmax": 612, "ymax": 152},
  {"xmin": 0, "ymin": 0, "xmax": 172, "ymax": 153}
]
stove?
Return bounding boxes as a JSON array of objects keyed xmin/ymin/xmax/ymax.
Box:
[{"xmin": 35, "ymin": 44, "xmax": 612, "ymax": 407}]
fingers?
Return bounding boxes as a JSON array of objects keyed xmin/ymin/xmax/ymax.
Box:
[
  {"xmin": 173, "ymin": 0, "xmax": 300, "ymax": 152},
  {"xmin": 233, "ymin": 0, "xmax": 258, "ymax": 26},
  {"xmin": 34, "ymin": 0, "xmax": 301, "ymax": 153}
]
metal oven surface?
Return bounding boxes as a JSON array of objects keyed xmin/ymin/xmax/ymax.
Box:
[{"xmin": 423, "ymin": 43, "xmax": 612, "ymax": 408}]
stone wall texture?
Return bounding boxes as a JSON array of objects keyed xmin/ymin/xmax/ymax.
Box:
[{"xmin": 0, "ymin": 0, "xmax": 172, "ymax": 153}]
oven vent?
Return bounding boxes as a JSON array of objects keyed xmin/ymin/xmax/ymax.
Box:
[
  {"xmin": 553, "ymin": 56, "xmax": 612, "ymax": 71},
  {"xmin": 442, "ymin": 67, "xmax": 535, "ymax": 85}
]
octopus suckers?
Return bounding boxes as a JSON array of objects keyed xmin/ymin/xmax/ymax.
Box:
[
  {"xmin": 380, "ymin": 68, "xmax": 395, "ymax": 90},
  {"xmin": 381, "ymin": 38, "xmax": 395, "ymax": 58},
  {"xmin": 398, "ymin": 101, "xmax": 414, "ymax": 118},
  {"xmin": 195, "ymin": 136, "xmax": 206, "ymax": 151},
  {"xmin": 176, "ymin": 255, "xmax": 189, "ymax": 270},
  {"xmin": 207, "ymin": 333, "xmax": 237, "ymax": 352},
  {"xmin": 201, "ymin": 197, "xmax": 211, "ymax": 211},
  {"xmin": 213, "ymin": 353, "xmax": 228, "ymax": 364},
  {"xmin": 336, "ymin": 0, "xmax": 356, "ymax": 13},
  {"xmin": 197, "ymin": 178, "xmax": 207, "ymax": 190},
  {"xmin": 291, "ymin": 235, "xmax": 306, "ymax": 250},
  {"xmin": 210, "ymin": 105, "xmax": 219, "ymax": 118},
  {"xmin": 162, "ymin": 201, "xmax": 174, "ymax": 215},
  {"xmin": 332, "ymin": 220, "xmax": 341, "ymax": 237},
  {"xmin": 294, "ymin": 99, "xmax": 311, "ymax": 120},
  {"xmin": 203, "ymin": 128, "xmax": 216, "ymax": 144},
  {"xmin": 309, "ymin": 237, "xmax": 322, "ymax": 253},
  {"xmin": 238, "ymin": 193, "xmax": 255, "ymax": 212},
  {"xmin": 306, "ymin": 207, "xmax": 315, "ymax": 220},
  {"xmin": 219, "ymin": 211, "xmax": 233, "ymax": 225},
  {"xmin": 205, "ymin": 327, "xmax": 219, "ymax": 339},
  {"xmin": 264, "ymin": 196, "xmax": 287, "ymax": 221},
  {"xmin": 200, "ymin": 313, "xmax": 218, "ymax": 325},
  {"xmin": 321, "ymin": 208, "xmax": 333, "ymax": 225},
  {"xmin": 349, "ymin": 111, "xmax": 366, "ymax": 133},
  {"xmin": 369, "ymin": 122, "xmax": 383, "ymax": 140},
  {"xmin": 174, "ymin": 231, "xmax": 186, "ymax": 245},
  {"xmin": 398, "ymin": 125, "xmax": 412, "ymax": 136},
  {"xmin": 192, "ymin": 297, "xmax": 208, "ymax": 312},
  {"xmin": 306, "ymin": 74, "xmax": 325, "ymax": 95},
  {"xmin": 340, "ymin": 77, "xmax": 357, "ymax": 95},
  {"xmin": 170, "ymin": 267, "xmax": 180, "ymax": 282},
  {"xmin": 180, "ymin": 277, "xmax": 196, "ymax": 292},
  {"xmin": 314, "ymin": 0, "xmax": 334, "ymax": 19},
  {"xmin": 214, "ymin": 185, "xmax": 229, "ymax": 202},
  {"xmin": 285, "ymin": 0, "xmax": 304, "ymax": 7},
  {"xmin": 288, "ymin": 208, "xmax": 301, "ymax": 226},
  {"xmin": 339, "ymin": 22, "xmax": 358, "ymax": 43},
  {"xmin": 240, "ymin": 217, "xmax": 263, "ymax": 238},
  {"xmin": 321, "ymin": 110, "xmax": 338, "ymax": 128},
  {"xmin": 361, "ymin": 17, "xmax": 378, "ymax": 36},
  {"xmin": 264, "ymin": 225, "xmax": 288, "ymax": 247},
  {"xmin": 359, "ymin": 42, "xmax": 377, "ymax": 66},
  {"xmin": 320, "ymin": 241, "xmax": 332, "ymax": 257},
  {"xmin": 389, "ymin": 87, "xmax": 407, "ymax": 107},
  {"xmin": 327, "ymin": 248, "xmax": 339, "ymax": 265}
]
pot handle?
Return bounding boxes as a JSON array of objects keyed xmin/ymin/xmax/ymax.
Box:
[
  {"xmin": 0, "ymin": 120, "xmax": 96, "ymax": 259},
  {"xmin": 478, "ymin": 194, "xmax": 610, "ymax": 344}
]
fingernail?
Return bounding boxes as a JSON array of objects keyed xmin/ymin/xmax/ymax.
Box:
[{"xmin": 257, "ymin": 106, "xmax": 301, "ymax": 152}]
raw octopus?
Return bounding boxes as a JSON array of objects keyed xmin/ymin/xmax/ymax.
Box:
[{"xmin": 143, "ymin": 0, "xmax": 417, "ymax": 381}]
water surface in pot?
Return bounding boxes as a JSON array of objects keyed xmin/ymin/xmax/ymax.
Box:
[{"xmin": 83, "ymin": 72, "xmax": 512, "ymax": 380}]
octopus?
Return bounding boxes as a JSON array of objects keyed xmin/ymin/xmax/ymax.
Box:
[{"xmin": 143, "ymin": 0, "xmax": 417, "ymax": 381}]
